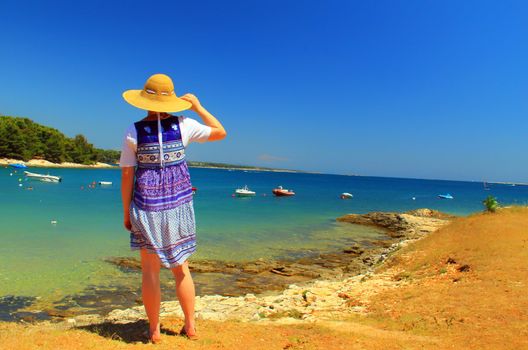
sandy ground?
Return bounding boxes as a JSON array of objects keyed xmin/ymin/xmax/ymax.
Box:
[
  {"xmin": 0, "ymin": 158, "xmax": 114, "ymax": 168},
  {"xmin": 1, "ymin": 207, "xmax": 527, "ymax": 349}
]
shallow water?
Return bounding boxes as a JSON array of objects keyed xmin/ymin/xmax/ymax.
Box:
[{"xmin": 1, "ymin": 166, "xmax": 527, "ymax": 314}]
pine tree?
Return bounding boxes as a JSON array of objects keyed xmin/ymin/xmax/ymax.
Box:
[{"xmin": 0, "ymin": 116, "xmax": 120, "ymax": 164}]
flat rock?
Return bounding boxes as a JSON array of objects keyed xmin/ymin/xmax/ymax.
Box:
[{"xmin": 337, "ymin": 208, "xmax": 451, "ymax": 239}]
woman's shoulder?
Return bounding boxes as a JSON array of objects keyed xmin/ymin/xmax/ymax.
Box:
[{"xmin": 123, "ymin": 123, "xmax": 137, "ymax": 140}]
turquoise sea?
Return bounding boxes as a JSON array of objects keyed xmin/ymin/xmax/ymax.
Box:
[{"xmin": 1, "ymin": 166, "xmax": 527, "ymax": 318}]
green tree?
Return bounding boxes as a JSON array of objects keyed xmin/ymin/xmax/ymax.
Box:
[
  {"xmin": 70, "ymin": 134, "xmax": 97, "ymax": 164},
  {"xmin": 96, "ymin": 149, "xmax": 120, "ymax": 163},
  {"xmin": 44, "ymin": 132, "xmax": 66, "ymax": 163},
  {"xmin": 2, "ymin": 120, "xmax": 25, "ymax": 159},
  {"xmin": 482, "ymin": 196, "xmax": 499, "ymax": 213},
  {"xmin": 0, "ymin": 116, "xmax": 119, "ymax": 164}
]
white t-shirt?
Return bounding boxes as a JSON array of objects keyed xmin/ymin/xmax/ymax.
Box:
[{"xmin": 119, "ymin": 116, "xmax": 211, "ymax": 167}]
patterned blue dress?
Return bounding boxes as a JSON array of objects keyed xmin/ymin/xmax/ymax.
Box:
[{"xmin": 129, "ymin": 115, "xmax": 196, "ymax": 267}]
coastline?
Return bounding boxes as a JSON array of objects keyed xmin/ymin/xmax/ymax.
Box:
[
  {"xmin": 186, "ymin": 164, "xmax": 303, "ymax": 173},
  {"xmin": 101, "ymin": 209, "xmax": 451, "ymax": 326},
  {"xmin": 0, "ymin": 158, "xmax": 114, "ymax": 169},
  {"xmin": 0, "ymin": 157, "xmax": 306, "ymax": 173},
  {"xmin": 3, "ymin": 157, "xmax": 526, "ymax": 183},
  {"xmin": 2, "ymin": 207, "xmax": 527, "ymax": 349},
  {"xmin": 9, "ymin": 208, "xmax": 450, "ymax": 324}
]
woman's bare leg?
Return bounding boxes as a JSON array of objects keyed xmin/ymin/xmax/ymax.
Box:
[
  {"xmin": 171, "ymin": 261, "xmax": 196, "ymax": 335},
  {"xmin": 140, "ymin": 249, "xmax": 161, "ymax": 340}
]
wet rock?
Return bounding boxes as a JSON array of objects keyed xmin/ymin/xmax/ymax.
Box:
[
  {"xmin": 191, "ymin": 260, "xmax": 232, "ymax": 273},
  {"xmin": 343, "ymin": 244, "xmax": 364, "ymax": 255},
  {"xmin": 362, "ymin": 256, "xmax": 375, "ymax": 265},
  {"xmin": 337, "ymin": 209, "xmax": 450, "ymax": 239},
  {"xmin": 20, "ymin": 314, "xmax": 37, "ymax": 323},
  {"xmin": 0, "ymin": 295, "xmax": 36, "ymax": 322},
  {"xmin": 241, "ymin": 260, "xmax": 273, "ymax": 274},
  {"xmin": 343, "ymin": 261, "xmax": 364, "ymax": 274},
  {"xmin": 45, "ymin": 308, "xmax": 76, "ymax": 318},
  {"xmin": 270, "ymin": 267, "xmax": 293, "ymax": 277},
  {"xmin": 371, "ymin": 239, "xmax": 395, "ymax": 248},
  {"xmin": 105, "ymin": 257, "xmax": 142, "ymax": 271}
]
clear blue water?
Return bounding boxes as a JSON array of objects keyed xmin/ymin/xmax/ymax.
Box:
[{"xmin": 1, "ymin": 166, "xmax": 527, "ymax": 302}]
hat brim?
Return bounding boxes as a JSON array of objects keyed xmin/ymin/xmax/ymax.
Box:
[{"xmin": 123, "ymin": 90, "xmax": 192, "ymax": 113}]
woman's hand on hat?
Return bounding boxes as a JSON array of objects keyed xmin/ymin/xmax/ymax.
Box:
[{"xmin": 180, "ymin": 93, "xmax": 202, "ymax": 112}]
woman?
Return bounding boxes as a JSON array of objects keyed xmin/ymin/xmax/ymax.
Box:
[{"xmin": 120, "ymin": 74, "xmax": 226, "ymax": 343}]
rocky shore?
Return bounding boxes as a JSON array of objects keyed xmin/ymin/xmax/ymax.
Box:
[{"xmin": 47, "ymin": 208, "xmax": 451, "ymax": 328}]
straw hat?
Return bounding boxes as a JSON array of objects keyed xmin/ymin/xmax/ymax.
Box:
[{"xmin": 123, "ymin": 74, "xmax": 192, "ymax": 112}]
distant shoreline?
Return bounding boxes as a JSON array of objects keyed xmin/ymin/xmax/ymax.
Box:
[
  {"xmin": 0, "ymin": 158, "xmax": 114, "ymax": 169},
  {"xmin": 2, "ymin": 158, "xmax": 526, "ymax": 184},
  {"xmin": 187, "ymin": 164, "xmax": 303, "ymax": 173},
  {"xmin": 0, "ymin": 158, "xmax": 305, "ymax": 174}
]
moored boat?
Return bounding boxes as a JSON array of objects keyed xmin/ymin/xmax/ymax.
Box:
[
  {"xmin": 98, "ymin": 181, "xmax": 112, "ymax": 185},
  {"xmin": 235, "ymin": 185, "xmax": 256, "ymax": 197},
  {"xmin": 340, "ymin": 192, "xmax": 353, "ymax": 199},
  {"xmin": 24, "ymin": 171, "xmax": 61, "ymax": 183},
  {"xmin": 438, "ymin": 193, "xmax": 454, "ymax": 200},
  {"xmin": 272, "ymin": 186, "xmax": 295, "ymax": 197},
  {"xmin": 10, "ymin": 163, "xmax": 27, "ymax": 169}
]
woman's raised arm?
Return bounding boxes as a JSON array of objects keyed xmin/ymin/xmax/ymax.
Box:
[{"xmin": 180, "ymin": 93, "xmax": 227, "ymax": 141}]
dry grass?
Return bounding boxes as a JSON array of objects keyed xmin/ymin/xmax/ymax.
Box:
[
  {"xmin": 0, "ymin": 317, "xmax": 434, "ymax": 350},
  {"xmin": 364, "ymin": 206, "xmax": 528, "ymax": 349},
  {"xmin": 1, "ymin": 207, "xmax": 527, "ymax": 349}
]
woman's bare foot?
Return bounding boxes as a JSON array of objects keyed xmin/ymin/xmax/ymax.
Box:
[
  {"xmin": 180, "ymin": 324, "xmax": 198, "ymax": 340},
  {"xmin": 149, "ymin": 325, "xmax": 162, "ymax": 344}
]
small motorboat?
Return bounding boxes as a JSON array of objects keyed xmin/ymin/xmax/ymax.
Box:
[
  {"xmin": 340, "ymin": 192, "xmax": 353, "ymax": 199},
  {"xmin": 24, "ymin": 171, "xmax": 61, "ymax": 183},
  {"xmin": 10, "ymin": 163, "xmax": 27, "ymax": 169},
  {"xmin": 98, "ymin": 181, "xmax": 112, "ymax": 185},
  {"xmin": 235, "ymin": 185, "xmax": 256, "ymax": 197},
  {"xmin": 438, "ymin": 194, "xmax": 454, "ymax": 200},
  {"xmin": 272, "ymin": 186, "xmax": 295, "ymax": 197},
  {"xmin": 192, "ymin": 186, "xmax": 197, "ymax": 195}
]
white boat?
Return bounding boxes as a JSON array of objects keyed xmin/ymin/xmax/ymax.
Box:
[
  {"xmin": 98, "ymin": 181, "xmax": 112, "ymax": 185},
  {"xmin": 438, "ymin": 193, "xmax": 454, "ymax": 200},
  {"xmin": 235, "ymin": 185, "xmax": 256, "ymax": 197},
  {"xmin": 340, "ymin": 192, "xmax": 353, "ymax": 199},
  {"xmin": 24, "ymin": 171, "xmax": 61, "ymax": 183}
]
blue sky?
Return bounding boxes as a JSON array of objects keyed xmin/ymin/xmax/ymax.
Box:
[{"xmin": 1, "ymin": 0, "xmax": 526, "ymax": 182}]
